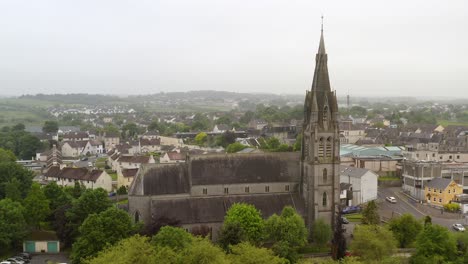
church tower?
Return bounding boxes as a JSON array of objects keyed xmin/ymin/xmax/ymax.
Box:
[{"xmin": 301, "ymin": 21, "xmax": 340, "ymax": 232}]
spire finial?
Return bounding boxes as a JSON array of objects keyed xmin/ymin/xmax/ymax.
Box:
[{"xmin": 321, "ymin": 15, "xmax": 324, "ymax": 32}]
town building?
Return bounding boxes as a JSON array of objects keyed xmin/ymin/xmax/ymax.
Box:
[
  {"xmin": 339, "ymin": 166, "xmax": 378, "ymax": 206},
  {"xmin": 424, "ymin": 178, "xmax": 462, "ymax": 206},
  {"xmin": 44, "ymin": 167, "xmax": 113, "ymax": 191}
]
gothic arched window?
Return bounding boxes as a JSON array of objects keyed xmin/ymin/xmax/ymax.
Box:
[
  {"xmin": 326, "ymin": 137, "xmax": 332, "ymax": 158},
  {"xmin": 322, "ymin": 192, "xmax": 327, "ymax": 206},
  {"xmin": 323, "ymin": 168, "xmax": 327, "ymax": 183},
  {"xmin": 318, "ymin": 137, "xmax": 324, "ymax": 157}
]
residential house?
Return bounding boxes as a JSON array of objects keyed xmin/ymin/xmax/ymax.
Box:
[
  {"xmin": 44, "ymin": 166, "xmax": 112, "ymax": 191},
  {"xmin": 340, "ymin": 166, "xmax": 378, "ymax": 206},
  {"xmin": 102, "ymin": 131, "xmax": 120, "ymax": 151},
  {"xmin": 114, "ymin": 155, "xmax": 156, "ymax": 171},
  {"xmin": 61, "ymin": 141, "xmax": 88, "ymax": 157},
  {"xmin": 139, "ymin": 138, "xmax": 162, "ymax": 153},
  {"xmin": 160, "ymin": 151, "xmax": 186, "ymax": 163},
  {"xmin": 117, "ymin": 168, "xmax": 139, "ymax": 189},
  {"xmin": 424, "ymin": 178, "xmax": 462, "ymax": 206}
]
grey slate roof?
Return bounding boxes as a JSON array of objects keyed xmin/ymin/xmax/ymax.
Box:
[
  {"xmin": 151, "ymin": 193, "xmax": 305, "ymax": 224},
  {"xmin": 426, "ymin": 177, "xmax": 453, "ymax": 190},
  {"xmin": 339, "ymin": 165, "xmax": 370, "ymax": 178},
  {"xmin": 190, "ymin": 153, "xmax": 300, "ymax": 185}
]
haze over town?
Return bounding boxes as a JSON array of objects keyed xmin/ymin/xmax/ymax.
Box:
[{"xmin": 1, "ymin": 0, "xmax": 467, "ymax": 97}]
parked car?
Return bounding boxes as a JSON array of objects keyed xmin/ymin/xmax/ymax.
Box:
[
  {"xmin": 5, "ymin": 259, "xmax": 24, "ymax": 264},
  {"xmin": 342, "ymin": 206, "xmax": 361, "ymax": 214},
  {"xmin": 386, "ymin": 196, "xmax": 397, "ymax": 203},
  {"xmin": 18, "ymin": 253, "xmax": 30, "ymax": 260},
  {"xmin": 453, "ymin": 223, "xmax": 466, "ymax": 232},
  {"xmin": 0, "ymin": 261, "xmax": 12, "ymax": 264},
  {"xmin": 341, "ymin": 216, "xmax": 350, "ymax": 224},
  {"xmin": 80, "ymin": 157, "xmax": 88, "ymax": 161}
]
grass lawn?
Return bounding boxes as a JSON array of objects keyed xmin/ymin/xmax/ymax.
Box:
[
  {"xmin": 108, "ymin": 172, "xmax": 117, "ymax": 181},
  {"xmin": 345, "ymin": 213, "xmax": 363, "ymax": 223},
  {"xmin": 116, "ymin": 199, "xmax": 128, "ymax": 205},
  {"xmin": 378, "ymin": 176, "xmax": 401, "ymax": 181},
  {"xmin": 95, "ymin": 157, "xmax": 107, "ymax": 169}
]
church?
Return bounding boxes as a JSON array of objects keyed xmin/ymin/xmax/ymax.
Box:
[{"xmin": 128, "ymin": 26, "xmax": 340, "ymax": 238}]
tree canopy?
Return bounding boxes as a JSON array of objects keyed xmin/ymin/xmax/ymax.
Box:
[
  {"xmin": 0, "ymin": 199, "xmax": 27, "ymax": 255},
  {"xmin": 388, "ymin": 213, "xmax": 423, "ymax": 248},
  {"xmin": 350, "ymin": 225, "xmax": 397, "ymax": 261},
  {"xmin": 71, "ymin": 207, "xmax": 135, "ymax": 264},
  {"xmin": 224, "ymin": 203, "xmax": 265, "ymax": 244},
  {"xmin": 23, "ymin": 182, "xmax": 50, "ymax": 229},
  {"xmin": 411, "ymin": 224, "xmax": 458, "ymax": 263}
]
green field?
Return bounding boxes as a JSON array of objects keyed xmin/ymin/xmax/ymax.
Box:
[
  {"xmin": 345, "ymin": 213, "xmax": 363, "ymax": 223},
  {"xmin": 437, "ymin": 120, "xmax": 468, "ymax": 127}
]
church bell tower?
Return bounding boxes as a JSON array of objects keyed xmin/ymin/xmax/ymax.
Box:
[{"xmin": 301, "ymin": 20, "xmax": 340, "ymax": 232}]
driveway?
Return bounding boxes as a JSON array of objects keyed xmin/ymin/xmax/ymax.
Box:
[
  {"xmin": 31, "ymin": 253, "xmax": 69, "ymax": 264},
  {"xmin": 378, "ymin": 187, "xmax": 464, "ymax": 231}
]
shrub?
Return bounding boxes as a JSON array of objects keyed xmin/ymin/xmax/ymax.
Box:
[{"xmin": 444, "ymin": 203, "xmax": 460, "ymax": 212}]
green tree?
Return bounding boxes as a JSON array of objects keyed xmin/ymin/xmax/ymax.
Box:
[
  {"xmin": 12, "ymin": 123, "xmax": 25, "ymax": 131},
  {"xmin": 0, "ymin": 156, "xmax": 33, "ymax": 199},
  {"xmin": 350, "ymin": 225, "xmax": 397, "ymax": 261},
  {"xmin": 122, "ymin": 122, "xmax": 140, "ymax": 139},
  {"xmin": 66, "ymin": 188, "xmax": 112, "ymax": 241},
  {"xmin": 388, "ymin": 213, "xmax": 423, "ymax": 248},
  {"xmin": 0, "ymin": 199, "xmax": 27, "ymax": 255},
  {"xmin": 311, "ymin": 218, "xmax": 332, "ymax": 248},
  {"xmin": 266, "ymin": 137, "xmax": 281, "ymax": 150},
  {"xmin": 71, "ymin": 207, "xmax": 135, "ymax": 264},
  {"xmin": 116, "ymin": 185, "xmax": 127, "ymax": 195},
  {"xmin": 44, "ymin": 181, "xmax": 72, "ymax": 212},
  {"xmin": 226, "ymin": 142, "xmax": 247, "ymax": 153},
  {"xmin": 179, "ymin": 237, "xmax": 229, "ymax": 264},
  {"xmin": 361, "ymin": 200, "xmax": 380, "ymax": 225},
  {"xmin": 411, "ymin": 224, "xmax": 458, "ymax": 263},
  {"xmin": 218, "ymin": 222, "xmax": 245, "ymax": 252},
  {"xmin": 191, "ymin": 114, "xmax": 211, "ymax": 131},
  {"xmin": 5, "ymin": 178, "xmax": 22, "ymax": 201},
  {"xmin": 331, "ymin": 212, "xmax": 347, "ymax": 260},
  {"xmin": 23, "ymin": 182, "xmax": 50, "ymax": 229},
  {"xmin": 228, "ymin": 242, "xmax": 287, "ymax": 264},
  {"xmin": 195, "ymin": 132, "xmax": 208, "ymax": 146},
  {"xmin": 43, "ymin": 120, "xmax": 59, "ymax": 133},
  {"xmin": 293, "ymin": 134, "xmax": 302, "ymax": 152},
  {"xmin": 151, "ymin": 226, "xmax": 194, "ymax": 252},
  {"xmin": 265, "ymin": 206, "xmax": 308, "ymax": 262},
  {"xmin": 0, "ymin": 148, "xmax": 16, "ymax": 162},
  {"xmin": 84, "ymin": 235, "xmax": 157, "ymax": 264},
  {"xmin": 224, "ymin": 203, "xmax": 265, "ymax": 244}
]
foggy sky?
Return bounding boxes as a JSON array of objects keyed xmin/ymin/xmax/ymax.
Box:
[{"xmin": 0, "ymin": 0, "xmax": 467, "ymax": 98}]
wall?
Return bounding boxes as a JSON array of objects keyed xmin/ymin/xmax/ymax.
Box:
[{"xmin": 190, "ymin": 182, "xmax": 296, "ymax": 196}]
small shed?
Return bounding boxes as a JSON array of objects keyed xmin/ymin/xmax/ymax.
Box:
[{"xmin": 23, "ymin": 231, "xmax": 60, "ymax": 253}]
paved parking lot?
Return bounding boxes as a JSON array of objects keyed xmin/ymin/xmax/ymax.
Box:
[{"xmin": 31, "ymin": 253, "xmax": 69, "ymax": 264}]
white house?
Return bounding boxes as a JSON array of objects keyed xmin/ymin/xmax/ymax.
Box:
[
  {"xmin": 61, "ymin": 141, "xmax": 87, "ymax": 157},
  {"xmin": 44, "ymin": 166, "xmax": 113, "ymax": 191},
  {"xmin": 340, "ymin": 165, "xmax": 378, "ymax": 205}
]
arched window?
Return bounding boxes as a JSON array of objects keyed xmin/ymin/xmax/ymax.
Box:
[
  {"xmin": 134, "ymin": 211, "xmax": 140, "ymax": 223},
  {"xmin": 323, "ymin": 106, "xmax": 328, "ymax": 122},
  {"xmin": 323, "ymin": 168, "xmax": 327, "ymax": 183},
  {"xmin": 322, "ymin": 192, "xmax": 327, "ymax": 206},
  {"xmin": 326, "ymin": 137, "xmax": 332, "ymax": 158}
]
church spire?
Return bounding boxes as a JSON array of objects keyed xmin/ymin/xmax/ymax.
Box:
[
  {"xmin": 318, "ymin": 15, "xmax": 326, "ymax": 54},
  {"xmin": 311, "ymin": 17, "xmax": 331, "ymax": 93}
]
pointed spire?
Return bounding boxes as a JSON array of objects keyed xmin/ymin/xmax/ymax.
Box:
[{"xmin": 318, "ymin": 15, "xmax": 326, "ymax": 54}]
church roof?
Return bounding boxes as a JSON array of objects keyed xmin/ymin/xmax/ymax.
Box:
[
  {"xmin": 151, "ymin": 193, "xmax": 305, "ymax": 225},
  {"xmin": 141, "ymin": 164, "xmax": 189, "ymax": 195},
  {"xmin": 190, "ymin": 153, "xmax": 300, "ymax": 185}
]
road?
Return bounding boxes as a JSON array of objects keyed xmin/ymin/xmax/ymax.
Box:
[
  {"xmin": 378, "ymin": 187, "xmax": 464, "ymax": 231},
  {"xmin": 73, "ymin": 156, "xmax": 98, "ymax": 168}
]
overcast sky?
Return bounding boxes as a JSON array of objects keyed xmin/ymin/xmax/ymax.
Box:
[{"xmin": 0, "ymin": 0, "xmax": 467, "ymax": 98}]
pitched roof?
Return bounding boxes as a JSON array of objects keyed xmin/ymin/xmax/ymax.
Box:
[
  {"xmin": 190, "ymin": 152, "xmax": 300, "ymax": 185},
  {"xmin": 140, "ymin": 138, "xmax": 161, "ymax": 146},
  {"xmin": 118, "ymin": 155, "xmax": 152, "ymax": 164},
  {"xmin": 63, "ymin": 141, "xmax": 88, "ymax": 148},
  {"xmin": 426, "ymin": 177, "xmax": 454, "ymax": 190},
  {"xmin": 151, "ymin": 193, "xmax": 305, "ymax": 224},
  {"xmin": 166, "ymin": 152, "xmax": 186, "ymax": 161},
  {"xmin": 340, "ymin": 165, "xmax": 372, "ymax": 178},
  {"xmin": 63, "ymin": 132, "xmax": 89, "ymax": 139},
  {"xmin": 46, "ymin": 167, "xmax": 104, "ymax": 181},
  {"xmin": 122, "ymin": 168, "xmax": 139, "ymax": 178},
  {"xmin": 141, "ymin": 164, "xmax": 190, "ymax": 195}
]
